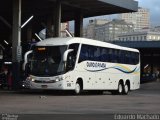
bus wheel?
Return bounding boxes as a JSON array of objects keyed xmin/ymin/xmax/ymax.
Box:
[
  {"xmin": 123, "ymin": 84, "xmax": 129, "ymax": 95},
  {"xmin": 117, "ymin": 83, "xmax": 123, "ymax": 95},
  {"xmin": 74, "ymin": 82, "xmax": 81, "ymax": 95}
]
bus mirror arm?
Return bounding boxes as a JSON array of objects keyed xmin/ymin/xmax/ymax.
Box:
[
  {"xmin": 22, "ymin": 50, "xmax": 33, "ymax": 71},
  {"xmin": 63, "ymin": 49, "xmax": 74, "ymax": 62}
]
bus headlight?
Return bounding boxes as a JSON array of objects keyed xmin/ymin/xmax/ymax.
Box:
[
  {"xmin": 27, "ymin": 76, "xmax": 35, "ymax": 82},
  {"xmin": 55, "ymin": 78, "xmax": 59, "ymax": 82},
  {"xmin": 55, "ymin": 76, "xmax": 64, "ymax": 82},
  {"xmin": 59, "ymin": 76, "xmax": 64, "ymax": 81}
]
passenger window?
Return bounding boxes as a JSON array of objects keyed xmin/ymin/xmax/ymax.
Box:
[
  {"xmin": 100, "ymin": 48, "xmax": 108, "ymax": 62},
  {"xmin": 79, "ymin": 45, "xmax": 88, "ymax": 63},
  {"xmin": 94, "ymin": 47, "xmax": 101, "ymax": 61}
]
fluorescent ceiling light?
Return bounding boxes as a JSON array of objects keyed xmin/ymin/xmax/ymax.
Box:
[
  {"xmin": 35, "ymin": 33, "xmax": 42, "ymax": 41},
  {"xmin": 21, "ymin": 15, "xmax": 34, "ymax": 28},
  {"xmin": 65, "ymin": 29, "xmax": 73, "ymax": 37},
  {"xmin": 4, "ymin": 40, "xmax": 9, "ymax": 45},
  {"xmin": 144, "ymin": 64, "xmax": 149, "ymax": 69}
]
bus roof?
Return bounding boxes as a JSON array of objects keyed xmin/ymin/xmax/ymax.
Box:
[{"xmin": 36, "ymin": 37, "xmax": 139, "ymax": 52}]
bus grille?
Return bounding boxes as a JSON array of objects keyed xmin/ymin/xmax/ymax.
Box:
[{"xmin": 34, "ymin": 80, "xmax": 56, "ymax": 83}]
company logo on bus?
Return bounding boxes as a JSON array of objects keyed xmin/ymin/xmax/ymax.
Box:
[
  {"xmin": 86, "ymin": 62, "xmax": 107, "ymax": 72},
  {"xmin": 85, "ymin": 62, "xmax": 140, "ymax": 74}
]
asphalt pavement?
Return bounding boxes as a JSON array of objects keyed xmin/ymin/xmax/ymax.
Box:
[{"xmin": 0, "ymin": 81, "xmax": 160, "ymax": 120}]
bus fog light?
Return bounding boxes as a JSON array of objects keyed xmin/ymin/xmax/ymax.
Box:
[
  {"xmin": 27, "ymin": 76, "xmax": 35, "ymax": 82},
  {"xmin": 31, "ymin": 78, "xmax": 35, "ymax": 82}
]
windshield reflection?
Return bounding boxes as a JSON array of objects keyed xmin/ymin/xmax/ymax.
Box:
[{"xmin": 29, "ymin": 46, "xmax": 67, "ymax": 77}]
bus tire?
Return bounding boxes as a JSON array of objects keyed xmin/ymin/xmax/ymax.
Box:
[
  {"xmin": 117, "ymin": 82, "xmax": 123, "ymax": 95},
  {"xmin": 123, "ymin": 83, "xmax": 129, "ymax": 95},
  {"xmin": 74, "ymin": 82, "xmax": 81, "ymax": 95}
]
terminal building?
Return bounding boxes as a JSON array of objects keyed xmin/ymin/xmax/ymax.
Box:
[{"xmin": 118, "ymin": 31, "xmax": 160, "ymax": 41}]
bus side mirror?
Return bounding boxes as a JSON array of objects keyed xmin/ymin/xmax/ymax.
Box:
[
  {"xmin": 25, "ymin": 63, "xmax": 30, "ymax": 73},
  {"xmin": 23, "ymin": 50, "xmax": 33, "ymax": 71},
  {"xmin": 63, "ymin": 49, "xmax": 74, "ymax": 62}
]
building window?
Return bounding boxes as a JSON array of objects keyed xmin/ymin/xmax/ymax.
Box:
[
  {"xmin": 137, "ymin": 36, "xmax": 139, "ymax": 41},
  {"xmin": 133, "ymin": 37, "xmax": 135, "ymax": 40},
  {"xmin": 153, "ymin": 36, "xmax": 156, "ymax": 40}
]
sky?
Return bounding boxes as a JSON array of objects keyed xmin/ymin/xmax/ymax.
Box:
[{"xmin": 70, "ymin": 0, "xmax": 160, "ymax": 30}]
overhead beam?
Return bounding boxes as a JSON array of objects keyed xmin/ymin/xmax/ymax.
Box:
[
  {"xmin": 0, "ymin": 16, "xmax": 12, "ymax": 29},
  {"xmin": 99, "ymin": 0, "xmax": 138, "ymax": 12}
]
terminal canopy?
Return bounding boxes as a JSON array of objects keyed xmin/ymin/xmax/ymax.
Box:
[{"xmin": 0, "ymin": 0, "xmax": 138, "ymax": 40}]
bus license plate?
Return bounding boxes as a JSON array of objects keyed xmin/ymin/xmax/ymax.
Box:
[{"xmin": 41, "ymin": 85, "xmax": 48, "ymax": 88}]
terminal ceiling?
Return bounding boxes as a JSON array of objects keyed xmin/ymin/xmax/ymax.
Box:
[{"xmin": 0, "ymin": 0, "xmax": 138, "ymax": 44}]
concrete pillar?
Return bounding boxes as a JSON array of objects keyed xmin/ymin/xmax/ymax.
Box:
[
  {"xmin": 27, "ymin": 25, "xmax": 32, "ymax": 42},
  {"xmin": 0, "ymin": 16, "xmax": 12, "ymax": 29},
  {"xmin": 74, "ymin": 10, "xmax": 83, "ymax": 37},
  {"xmin": 54, "ymin": 0, "xmax": 61, "ymax": 37},
  {"xmin": 12, "ymin": 0, "xmax": 22, "ymax": 89},
  {"xmin": 46, "ymin": 15, "xmax": 53, "ymax": 38},
  {"xmin": 151, "ymin": 52, "xmax": 154, "ymax": 75},
  {"xmin": 140, "ymin": 50, "xmax": 145, "ymax": 81}
]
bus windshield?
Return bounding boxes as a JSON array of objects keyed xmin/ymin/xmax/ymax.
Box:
[{"xmin": 29, "ymin": 45, "xmax": 67, "ymax": 77}]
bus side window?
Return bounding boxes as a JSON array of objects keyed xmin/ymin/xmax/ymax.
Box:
[
  {"xmin": 88, "ymin": 46, "xmax": 94, "ymax": 61},
  {"xmin": 94, "ymin": 47, "xmax": 101, "ymax": 61},
  {"xmin": 127, "ymin": 52, "xmax": 131, "ymax": 64},
  {"xmin": 66, "ymin": 44, "xmax": 79, "ymax": 70},
  {"xmin": 108, "ymin": 49, "xmax": 112, "ymax": 62},
  {"xmin": 135, "ymin": 53, "xmax": 139, "ymax": 64},
  {"xmin": 130, "ymin": 52, "xmax": 135, "ymax": 65},
  {"xmin": 111, "ymin": 49, "xmax": 116, "ymax": 62},
  {"xmin": 100, "ymin": 48, "xmax": 107, "ymax": 62},
  {"xmin": 125, "ymin": 51, "xmax": 129, "ymax": 64},
  {"xmin": 126, "ymin": 51, "xmax": 132, "ymax": 64},
  {"xmin": 121, "ymin": 50, "xmax": 125, "ymax": 64},
  {"xmin": 117, "ymin": 50, "xmax": 121, "ymax": 63},
  {"xmin": 79, "ymin": 45, "xmax": 89, "ymax": 63},
  {"xmin": 68, "ymin": 44, "xmax": 79, "ymax": 57},
  {"xmin": 114, "ymin": 49, "xmax": 118, "ymax": 63}
]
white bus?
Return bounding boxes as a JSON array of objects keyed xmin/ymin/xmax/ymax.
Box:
[{"xmin": 23, "ymin": 37, "xmax": 140, "ymax": 95}]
